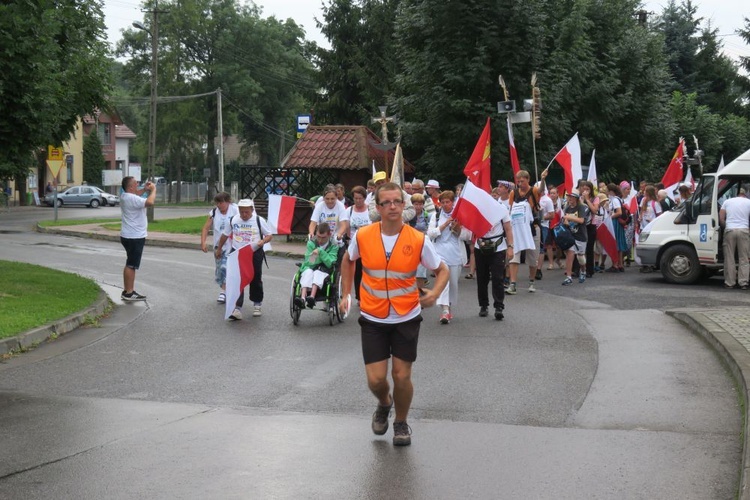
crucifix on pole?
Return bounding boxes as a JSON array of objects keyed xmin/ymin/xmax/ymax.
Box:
[{"xmin": 372, "ymin": 105, "xmax": 397, "ymax": 146}]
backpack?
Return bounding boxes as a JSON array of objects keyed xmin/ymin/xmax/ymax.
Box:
[{"xmin": 513, "ymin": 187, "xmax": 540, "ymax": 216}]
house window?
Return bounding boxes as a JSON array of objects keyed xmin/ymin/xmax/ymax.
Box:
[{"xmin": 98, "ymin": 123, "xmax": 111, "ymax": 145}]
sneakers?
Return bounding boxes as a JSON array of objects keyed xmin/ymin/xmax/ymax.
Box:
[
  {"xmin": 305, "ymin": 296, "xmax": 316, "ymax": 309},
  {"xmin": 229, "ymin": 308, "xmax": 242, "ymax": 320},
  {"xmin": 440, "ymin": 311, "xmax": 451, "ymax": 324},
  {"xmin": 479, "ymin": 306, "xmax": 488, "ymax": 317},
  {"xmin": 253, "ymin": 305, "xmax": 262, "ymax": 317},
  {"xmin": 579, "ymin": 272, "xmax": 586, "ymax": 283},
  {"xmin": 506, "ymin": 283, "xmax": 517, "ymax": 295},
  {"xmin": 372, "ymin": 397, "xmax": 392, "ymax": 435},
  {"xmin": 392, "ymin": 420, "xmax": 412, "ymax": 446},
  {"xmin": 535, "ymin": 269, "xmax": 543, "ymax": 280},
  {"xmin": 121, "ymin": 290, "xmax": 146, "ymax": 301},
  {"xmin": 294, "ymin": 296, "xmax": 305, "ymax": 308},
  {"xmin": 528, "ymin": 281, "xmax": 536, "ymax": 293},
  {"xmin": 494, "ymin": 309, "xmax": 504, "ymax": 321},
  {"xmin": 562, "ymin": 276, "xmax": 573, "ymax": 286},
  {"xmin": 217, "ymin": 292, "xmax": 226, "ymax": 304}
]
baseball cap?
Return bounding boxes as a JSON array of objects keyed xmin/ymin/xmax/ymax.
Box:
[
  {"xmin": 426, "ymin": 179, "xmax": 440, "ymax": 189},
  {"xmin": 373, "ymin": 171, "xmax": 386, "ymax": 182},
  {"xmin": 238, "ymin": 199, "xmax": 254, "ymax": 207}
]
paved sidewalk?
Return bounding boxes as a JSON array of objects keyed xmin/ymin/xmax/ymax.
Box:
[{"xmin": 27, "ymin": 223, "xmax": 750, "ymax": 498}]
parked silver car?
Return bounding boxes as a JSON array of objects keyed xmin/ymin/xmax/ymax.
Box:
[
  {"xmin": 44, "ymin": 185, "xmax": 103, "ymax": 208},
  {"xmin": 92, "ymin": 186, "xmax": 120, "ymax": 206}
]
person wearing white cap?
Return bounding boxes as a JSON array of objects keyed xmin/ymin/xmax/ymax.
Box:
[
  {"xmin": 215, "ymin": 198, "xmax": 273, "ymax": 320},
  {"xmin": 425, "ymin": 179, "xmax": 440, "ymax": 207}
]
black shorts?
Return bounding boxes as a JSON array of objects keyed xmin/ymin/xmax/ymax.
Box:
[
  {"xmin": 360, "ymin": 315, "xmax": 422, "ymax": 364},
  {"xmin": 121, "ymin": 237, "xmax": 146, "ymax": 269}
]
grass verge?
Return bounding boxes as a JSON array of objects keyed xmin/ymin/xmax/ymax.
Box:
[
  {"xmin": 0, "ymin": 261, "xmax": 100, "ymax": 339},
  {"xmin": 38, "ymin": 218, "xmax": 120, "ymax": 228},
  {"xmin": 101, "ymin": 216, "xmax": 206, "ymax": 234}
]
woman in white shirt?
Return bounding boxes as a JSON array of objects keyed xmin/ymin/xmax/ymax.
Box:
[
  {"xmin": 309, "ymin": 185, "xmax": 350, "ymax": 243},
  {"xmin": 427, "ymin": 190, "xmax": 472, "ymax": 325},
  {"xmin": 347, "ymin": 185, "xmax": 371, "ymax": 301}
]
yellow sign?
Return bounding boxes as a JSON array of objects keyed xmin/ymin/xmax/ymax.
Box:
[
  {"xmin": 46, "ymin": 160, "xmax": 65, "ymax": 177},
  {"xmin": 48, "ymin": 145, "xmax": 64, "ymax": 161}
]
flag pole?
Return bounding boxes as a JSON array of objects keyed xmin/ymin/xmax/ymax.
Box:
[{"xmin": 532, "ymin": 129, "xmax": 539, "ymax": 181}]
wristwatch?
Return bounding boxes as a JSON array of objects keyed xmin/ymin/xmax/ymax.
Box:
[{"xmin": 507, "ymin": 244, "xmax": 514, "ymax": 248}]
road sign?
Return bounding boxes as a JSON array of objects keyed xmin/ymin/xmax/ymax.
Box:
[
  {"xmin": 48, "ymin": 145, "xmax": 64, "ymax": 161},
  {"xmin": 296, "ymin": 114, "xmax": 311, "ymax": 139}
]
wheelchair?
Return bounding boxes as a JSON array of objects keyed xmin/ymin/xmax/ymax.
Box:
[{"xmin": 289, "ymin": 247, "xmax": 347, "ymax": 326}]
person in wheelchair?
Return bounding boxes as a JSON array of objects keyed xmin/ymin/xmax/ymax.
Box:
[{"xmin": 295, "ymin": 224, "xmax": 340, "ymax": 309}]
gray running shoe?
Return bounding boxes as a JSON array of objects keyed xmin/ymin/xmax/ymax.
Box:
[
  {"xmin": 392, "ymin": 420, "xmax": 412, "ymax": 446},
  {"xmin": 121, "ymin": 291, "xmax": 146, "ymax": 301},
  {"xmin": 506, "ymin": 283, "xmax": 517, "ymax": 295},
  {"xmin": 372, "ymin": 398, "xmax": 392, "ymax": 435}
]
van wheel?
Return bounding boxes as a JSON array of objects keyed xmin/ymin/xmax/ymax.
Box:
[{"xmin": 660, "ymin": 244, "xmax": 701, "ymax": 284}]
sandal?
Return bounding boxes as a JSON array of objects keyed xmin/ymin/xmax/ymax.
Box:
[
  {"xmin": 464, "ymin": 273, "xmax": 474, "ymax": 279},
  {"xmin": 547, "ymin": 266, "xmax": 554, "ymax": 270}
]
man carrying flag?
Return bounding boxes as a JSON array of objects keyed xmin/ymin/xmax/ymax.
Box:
[{"xmin": 215, "ymin": 199, "xmax": 273, "ymax": 320}]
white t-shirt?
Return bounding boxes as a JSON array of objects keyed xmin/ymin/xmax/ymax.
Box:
[
  {"xmin": 211, "ymin": 203, "xmax": 239, "ymax": 252},
  {"xmin": 427, "ymin": 210, "xmax": 465, "ymax": 266},
  {"xmin": 348, "ymin": 206, "xmax": 371, "ymax": 239},
  {"xmin": 120, "ymin": 192, "xmax": 148, "ymax": 239},
  {"xmin": 722, "ymin": 196, "xmax": 750, "ymax": 230},
  {"xmin": 222, "ymin": 213, "xmax": 272, "ymax": 250},
  {"xmin": 311, "ymin": 200, "xmax": 349, "ymax": 234},
  {"xmin": 510, "ymin": 200, "xmax": 535, "ymax": 252},
  {"xmin": 539, "ymin": 195, "xmax": 554, "ymax": 229},
  {"xmin": 475, "ymin": 203, "xmax": 511, "ymax": 252},
  {"xmin": 348, "ymin": 228, "xmax": 441, "ymax": 324}
]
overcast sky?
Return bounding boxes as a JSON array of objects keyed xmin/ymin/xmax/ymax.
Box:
[{"xmin": 104, "ymin": 0, "xmax": 747, "ymax": 60}]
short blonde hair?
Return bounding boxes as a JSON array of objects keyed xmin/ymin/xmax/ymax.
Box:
[{"xmin": 411, "ymin": 193, "xmax": 425, "ymax": 203}]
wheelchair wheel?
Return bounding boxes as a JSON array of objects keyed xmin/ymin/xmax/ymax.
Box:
[
  {"xmin": 290, "ymin": 280, "xmax": 301, "ymax": 326},
  {"xmin": 328, "ymin": 302, "xmax": 335, "ymax": 325},
  {"xmin": 334, "ymin": 273, "xmax": 345, "ymax": 322}
]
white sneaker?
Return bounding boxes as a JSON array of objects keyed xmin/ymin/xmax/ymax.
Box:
[
  {"xmin": 217, "ymin": 292, "xmax": 226, "ymax": 304},
  {"xmin": 229, "ymin": 308, "xmax": 242, "ymax": 320},
  {"xmin": 253, "ymin": 306, "xmax": 262, "ymax": 317},
  {"xmin": 528, "ymin": 282, "xmax": 536, "ymax": 293}
]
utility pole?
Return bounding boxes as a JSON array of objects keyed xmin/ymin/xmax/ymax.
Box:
[
  {"xmin": 217, "ymin": 88, "xmax": 224, "ymax": 193},
  {"xmin": 133, "ymin": 1, "xmax": 166, "ymax": 222}
]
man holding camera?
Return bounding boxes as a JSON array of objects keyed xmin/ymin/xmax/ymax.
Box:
[{"xmin": 119, "ymin": 176, "xmax": 156, "ymax": 301}]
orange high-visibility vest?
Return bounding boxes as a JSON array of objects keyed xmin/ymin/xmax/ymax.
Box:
[{"xmin": 357, "ymin": 223, "xmax": 424, "ymax": 319}]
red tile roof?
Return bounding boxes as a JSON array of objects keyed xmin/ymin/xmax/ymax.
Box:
[
  {"xmin": 115, "ymin": 124, "xmax": 136, "ymax": 139},
  {"xmin": 281, "ymin": 125, "xmax": 414, "ymax": 173}
]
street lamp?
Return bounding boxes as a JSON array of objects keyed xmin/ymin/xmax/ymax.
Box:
[{"xmin": 133, "ymin": 19, "xmax": 158, "ymax": 221}]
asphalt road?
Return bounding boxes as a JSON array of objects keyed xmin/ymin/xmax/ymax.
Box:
[{"xmin": 0, "ymin": 207, "xmax": 745, "ymax": 499}]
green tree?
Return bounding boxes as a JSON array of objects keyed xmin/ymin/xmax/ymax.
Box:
[
  {"xmin": 82, "ymin": 133, "xmax": 105, "ymax": 186},
  {"xmin": 0, "ymin": 0, "xmax": 112, "ymax": 200}
]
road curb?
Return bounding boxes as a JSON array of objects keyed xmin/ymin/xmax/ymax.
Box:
[
  {"xmin": 0, "ymin": 289, "xmax": 110, "ymax": 356},
  {"xmin": 667, "ymin": 308, "xmax": 750, "ymax": 500},
  {"xmin": 36, "ymin": 224, "xmax": 307, "ymax": 258}
]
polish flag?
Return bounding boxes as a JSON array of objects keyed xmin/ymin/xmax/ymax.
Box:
[
  {"xmin": 507, "ymin": 118, "xmax": 520, "ymax": 177},
  {"xmin": 596, "ymin": 214, "xmax": 619, "ymax": 260},
  {"xmin": 661, "ymin": 139, "xmax": 685, "ymax": 188},
  {"xmin": 267, "ymin": 194, "xmax": 295, "ymax": 235},
  {"xmin": 225, "ymin": 245, "xmax": 255, "ymax": 319},
  {"xmin": 553, "ymin": 133, "xmax": 582, "ymax": 194},
  {"xmin": 453, "ymin": 179, "xmax": 503, "ymax": 237},
  {"xmin": 464, "ymin": 118, "xmax": 492, "ymax": 193},
  {"xmin": 587, "ymin": 149, "xmax": 597, "ymax": 185}
]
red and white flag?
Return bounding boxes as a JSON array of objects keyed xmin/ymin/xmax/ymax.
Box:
[
  {"xmin": 553, "ymin": 133, "xmax": 582, "ymax": 194},
  {"xmin": 453, "ymin": 179, "xmax": 503, "ymax": 237},
  {"xmin": 717, "ymin": 155, "xmax": 725, "ymax": 173},
  {"xmin": 587, "ymin": 149, "xmax": 597, "ymax": 185},
  {"xmin": 225, "ymin": 245, "xmax": 255, "ymax": 319},
  {"xmin": 267, "ymin": 194, "xmax": 295, "ymax": 235},
  {"xmin": 596, "ymin": 214, "xmax": 619, "ymax": 261},
  {"xmin": 661, "ymin": 138, "xmax": 685, "ymax": 189},
  {"xmin": 507, "ymin": 118, "xmax": 520, "ymax": 177},
  {"xmin": 464, "ymin": 118, "xmax": 492, "ymax": 193}
]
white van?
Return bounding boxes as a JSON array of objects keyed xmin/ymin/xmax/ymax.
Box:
[{"xmin": 636, "ymin": 149, "xmax": 750, "ymax": 284}]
